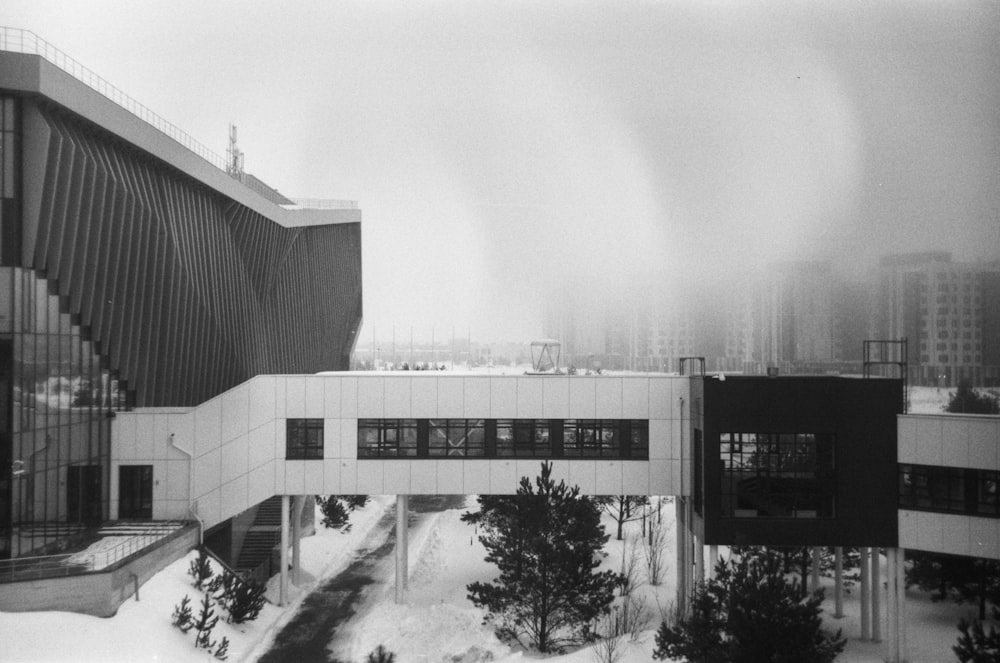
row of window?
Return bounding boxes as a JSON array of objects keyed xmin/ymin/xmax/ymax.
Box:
[
  {"xmin": 719, "ymin": 432, "xmax": 836, "ymax": 519},
  {"xmin": 899, "ymin": 464, "xmax": 1000, "ymax": 517},
  {"xmin": 285, "ymin": 418, "xmax": 651, "ymax": 460},
  {"xmin": 359, "ymin": 419, "xmax": 650, "ymax": 459}
]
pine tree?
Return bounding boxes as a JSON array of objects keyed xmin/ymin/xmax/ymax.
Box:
[
  {"xmin": 365, "ymin": 644, "xmax": 396, "ymax": 663},
  {"xmin": 946, "ymin": 380, "xmax": 1000, "ymax": 415},
  {"xmin": 954, "ymin": 606, "xmax": 1000, "ymax": 662},
  {"xmin": 463, "ymin": 461, "xmax": 621, "ymax": 653},
  {"xmin": 192, "ymin": 593, "xmax": 219, "ymax": 650},
  {"xmin": 224, "ymin": 573, "xmax": 267, "ymax": 624},
  {"xmin": 188, "ymin": 547, "xmax": 214, "ymax": 590},
  {"xmin": 654, "ymin": 548, "xmax": 845, "ymax": 663},
  {"xmin": 316, "ymin": 495, "xmax": 369, "ymax": 532},
  {"xmin": 213, "ymin": 637, "xmax": 230, "ymax": 661},
  {"xmin": 171, "ymin": 595, "xmax": 194, "ymax": 633}
]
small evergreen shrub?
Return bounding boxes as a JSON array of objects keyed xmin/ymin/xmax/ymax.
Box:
[
  {"xmin": 366, "ymin": 645, "xmax": 396, "ymax": 663},
  {"xmin": 192, "ymin": 593, "xmax": 219, "ymax": 651},
  {"xmin": 213, "ymin": 636, "xmax": 230, "ymax": 661},
  {"xmin": 171, "ymin": 595, "xmax": 194, "ymax": 633},
  {"xmin": 954, "ymin": 606, "xmax": 1000, "ymax": 662},
  {"xmin": 188, "ymin": 547, "xmax": 214, "ymax": 590}
]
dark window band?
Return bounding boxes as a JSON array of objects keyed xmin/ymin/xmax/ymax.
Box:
[
  {"xmin": 899, "ymin": 463, "xmax": 1000, "ymax": 518},
  {"xmin": 358, "ymin": 419, "xmax": 649, "ymax": 460}
]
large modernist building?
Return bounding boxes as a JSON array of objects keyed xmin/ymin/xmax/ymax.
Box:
[{"xmin": 0, "ymin": 32, "xmax": 362, "ymax": 560}]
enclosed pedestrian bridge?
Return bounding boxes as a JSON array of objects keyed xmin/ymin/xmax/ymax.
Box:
[{"xmin": 109, "ymin": 372, "xmax": 689, "ymax": 530}]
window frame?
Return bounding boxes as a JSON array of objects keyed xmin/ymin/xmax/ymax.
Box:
[{"xmin": 286, "ymin": 418, "xmax": 324, "ymax": 460}]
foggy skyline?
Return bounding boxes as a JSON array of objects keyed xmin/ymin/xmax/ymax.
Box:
[{"xmin": 3, "ymin": 1, "xmax": 998, "ymax": 342}]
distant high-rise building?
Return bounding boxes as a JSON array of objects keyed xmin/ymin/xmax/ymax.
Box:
[{"xmin": 877, "ymin": 252, "xmax": 1000, "ymax": 386}]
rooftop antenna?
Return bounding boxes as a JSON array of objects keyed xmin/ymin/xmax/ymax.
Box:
[
  {"xmin": 226, "ymin": 123, "xmax": 244, "ymax": 181},
  {"xmin": 529, "ymin": 339, "xmax": 561, "ymax": 373}
]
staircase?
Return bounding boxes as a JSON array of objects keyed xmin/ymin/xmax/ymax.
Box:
[{"xmin": 235, "ymin": 496, "xmax": 286, "ymax": 580}]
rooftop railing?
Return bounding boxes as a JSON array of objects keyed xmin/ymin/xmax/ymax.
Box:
[{"xmin": 0, "ymin": 27, "xmax": 229, "ymax": 172}]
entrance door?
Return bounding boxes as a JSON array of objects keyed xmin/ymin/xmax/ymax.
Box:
[
  {"xmin": 118, "ymin": 465, "xmax": 153, "ymax": 520},
  {"xmin": 67, "ymin": 465, "xmax": 103, "ymax": 523}
]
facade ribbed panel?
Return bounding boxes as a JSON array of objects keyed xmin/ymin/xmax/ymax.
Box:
[{"xmin": 22, "ymin": 102, "xmax": 361, "ymax": 407}]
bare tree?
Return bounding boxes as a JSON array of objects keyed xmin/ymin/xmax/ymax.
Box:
[
  {"xmin": 643, "ymin": 518, "xmax": 669, "ymax": 586},
  {"xmin": 619, "ymin": 533, "xmax": 645, "ymax": 597},
  {"xmin": 597, "ymin": 496, "xmax": 650, "ymax": 541}
]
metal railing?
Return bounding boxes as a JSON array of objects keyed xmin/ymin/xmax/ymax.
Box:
[
  {"xmin": 0, "ymin": 521, "xmax": 189, "ymax": 582},
  {"xmin": 0, "ymin": 27, "xmax": 227, "ymax": 171},
  {"xmin": 289, "ymin": 198, "xmax": 359, "ymax": 210}
]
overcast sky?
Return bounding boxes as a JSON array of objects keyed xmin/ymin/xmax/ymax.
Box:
[{"xmin": 2, "ymin": 1, "xmax": 998, "ymax": 342}]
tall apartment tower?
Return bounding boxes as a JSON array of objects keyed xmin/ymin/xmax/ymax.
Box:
[{"xmin": 878, "ymin": 252, "xmax": 1000, "ymax": 386}]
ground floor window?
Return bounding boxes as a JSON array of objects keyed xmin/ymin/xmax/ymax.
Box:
[
  {"xmin": 720, "ymin": 432, "xmax": 835, "ymax": 518},
  {"xmin": 118, "ymin": 465, "xmax": 153, "ymax": 520},
  {"xmin": 287, "ymin": 419, "xmax": 324, "ymax": 459}
]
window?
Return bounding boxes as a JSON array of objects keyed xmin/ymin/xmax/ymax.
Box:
[
  {"xmin": 563, "ymin": 420, "xmax": 620, "ymax": 457},
  {"xmin": 899, "ymin": 465, "xmax": 1000, "ymax": 517},
  {"xmin": 429, "ymin": 419, "xmax": 485, "ymax": 457},
  {"xmin": 286, "ymin": 419, "xmax": 323, "ymax": 459},
  {"xmin": 358, "ymin": 419, "xmax": 417, "ymax": 457},
  {"xmin": 496, "ymin": 419, "xmax": 551, "ymax": 457},
  {"xmin": 720, "ymin": 432, "xmax": 835, "ymax": 518}
]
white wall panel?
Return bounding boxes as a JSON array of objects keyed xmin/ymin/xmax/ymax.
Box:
[
  {"xmin": 220, "ymin": 436, "xmax": 248, "ymax": 485},
  {"xmin": 411, "ymin": 378, "xmax": 437, "ymax": 417},
  {"xmin": 113, "ymin": 415, "xmax": 137, "ymax": 461},
  {"xmin": 490, "ymin": 460, "xmax": 517, "ymax": 494},
  {"xmin": 357, "ymin": 378, "xmax": 385, "ymax": 418},
  {"xmin": 135, "ymin": 414, "xmax": 156, "ymax": 461},
  {"xmin": 622, "ymin": 379, "xmax": 649, "ymax": 419},
  {"xmin": 165, "ymin": 459, "xmax": 189, "ymax": 504},
  {"xmin": 192, "ymin": 448, "xmax": 221, "ymax": 500},
  {"xmin": 464, "ymin": 461, "xmax": 491, "ymax": 494},
  {"xmin": 384, "ymin": 377, "xmax": 412, "ymax": 418},
  {"xmin": 304, "ymin": 377, "xmax": 326, "ymax": 418},
  {"xmin": 303, "ymin": 461, "xmax": 325, "ymax": 494},
  {"xmin": 914, "ymin": 417, "xmax": 944, "ymax": 467},
  {"xmin": 357, "ymin": 460, "xmax": 384, "ymax": 493},
  {"xmin": 649, "ymin": 420, "xmax": 671, "ymax": 460},
  {"xmin": 152, "ymin": 415, "xmax": 171, "ymax": 460},
  {"xmin": 648, "ymin": 379, "xmax": 672, "ymax": 419},
  {"xmin": 968, "ymin": 418, "xmax": 1000, "ymax": 470},
  {"xmin": 410, "ymin": 462, "xmax": 437, "ymax": 494},
  {"xmin": 465, "ymin": 378, "xmax": 491, "ymax": 417},
  {"xmin": 970, "ymin": 516, "xmax": 1000, "ymax": 558},
  {"xmin": 340, "ymin": 377, "xmax": 359, "ymax": 418},
  {"xmin": 384, "ymin": 462, "xmax": 411, "ymax": 494},
  {"xmin": 323, "ymin": 420, "xmax": 342, "ymax": 459},
  {"xmin": 198, "ymin": 489, "xmax": 222, "ymax": 529},
  {"xmin": 220, "ymin": 477, "xmax": 247, "ymax": 520},
  {"xmin": 221, "ymin": 385, "xmax": 249, "ymax": 443},
  {"xmin": 152, "ymin": 460, "xmax": 168, "ymax": 505},
  {"xmin": 437, "ymin": 378, "xmax": 465, "ymax": 417},
  {"xmin": 569, "ymin": 379, "xmax": 596, "ymax": 418},
  {"xmin": 897, "ymin": 509, "xmax": 920, "ymax": 549},
  {"xmin": 340, "ymin": 458, "xmax": 360, "ymax": 493},
  {"xmin": 323, "ymin": 378, "xmax": 341, "ymax": 418},
  {"xmin": 516, "ymin": 378, "xmax": 544, "ymax": 418},
  {"xmin": 595, "ymin": 460, "xmax": 622, "ymax": 495},
  {"xmin": 249, "ymin": 421, "xmax": 274, "ymax": 470},
  {"xmin": 942, "ymin": 513, "xmax": 971, "ymax": 556},
  {"xmin": 285, "ymin": 461, "xmax": 306, "ymax": 495},
  {"xmin": 896, "ymin": 416, "xmax": 917, "ymax": 464},
  {"xmin": 436, "ymin": 461, "xmax": 464, "ymax": 493},
  {"xmin": 569, "ymin": 461, "xmax": 597, "ymax": 494},
  {"xmin": 193, "ymin": 398, "xmax": 222, "ymax": 458},
  {"xmin": 322, "ymin": 460, "xmax": 341, "ymax": 495},
  {"xmin": 542, "ymin": 378, "xmax": 570, "ymax": 419},
  {"xmin": 286, "ymin": 377, "xmax": 306, "ymax": 418},
  {"xmin": 274, "ymin": 378, "xmax": 286, "ymax": 419},
  {"xmin": 622, "ymin": 461, "xmax": 649, "ymax": 496},
  {"xmin": 491, "ymin": 378, "xmax": 517, "ymax": 418},
  {"xmin": 339, "ymin": 420, "xmax": 357, "ymax": 460},
  {"xmin": 248, "ymin": 462, "xmax": 274, "ymax": 506},
  {"xmin": 595, "ymin": 379, "xmax": 623, "ymax": 418},
  {"xmin": 249, "ymin": 377, "xmax": 276, "ymax": 430}
]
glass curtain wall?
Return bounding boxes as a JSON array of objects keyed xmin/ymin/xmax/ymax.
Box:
[{"xmin": 3, "ymin": 267, "xmax": 126, "ymax": 557}]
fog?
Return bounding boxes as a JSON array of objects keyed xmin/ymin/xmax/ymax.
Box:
[{"xmin": 6, "ymin": 1, "xmax": 998, "ymax": 342}]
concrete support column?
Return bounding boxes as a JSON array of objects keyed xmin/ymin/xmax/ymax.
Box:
[
  {"xmin": 279, "ymin": 495, "xmax": 290, "ymax": 607},
  {"xmin": 834, "ymin": 547, "xmax": 844, "ymax": 618},
  {"xmin": 292, "ymin": 495, "xmax": 305, "ymax": 586},
  {"xmin": 860, "ymin": 547, "xmax": 871, "ymax": 640},
  {"xmin": 675, "ymin": 497, "xmax": 688, "ymax": 614},
  {"xmin": 694, "ymin": 534, "xmax": 704, "ymax": 583},
  {"xmin": 885, "ymin": 547, "xmax": 907, "ymax": 663},
  {"xmin": 810, "ymin": 547, "xmax": 821, "ymax": 593},
  {"xmin": 395, "ymin": 494, "xmax": 409, "ymax": 604},
  {"xmin": 871, "ymin": 547, "xmax": 881, "ymax": 642},
  {"xmin": 708, "ymin": 545, "xmax": 719, "ymax": 579}
]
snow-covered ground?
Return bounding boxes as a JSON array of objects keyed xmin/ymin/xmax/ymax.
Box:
[{"xmin": 0, "ymin": 493, "xmax": 988, "ymax": 663}]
